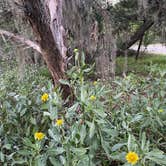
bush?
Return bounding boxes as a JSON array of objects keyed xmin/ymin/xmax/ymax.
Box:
[{"xmin": 0, "ymin": 57, "xmax": 166, "ymax": 166}]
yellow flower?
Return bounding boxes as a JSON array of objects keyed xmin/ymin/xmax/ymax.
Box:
[
  {"xmin": 93, "ymin": 81, "xmax": 97, "ymax": 86},
  {"xmin": 34, "ymin": 132, "xmax": 45, "ymax": 141},
  {"xmin": 74, "ymin": 48, "xmax": 79, "ymax": 53},
  {"xmin": 56, "ymin": 119, "xmax": 64, "ymax": 126},
  {"xmin": 158, "ymin": 109, "xmax": 164, "ymax": 113},
  {"xmin": 126, "ymin": 151, "xmax": 139, "ymax": 165},
  {"xmin": 41, "ymin": 93, "xmax": 49, "ymax": 102},
  {"xmin": 89, "ymin": 95, "xmax": 96, "ymax": 101}
]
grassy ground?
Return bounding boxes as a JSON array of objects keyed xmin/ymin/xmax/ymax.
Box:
[
  {"xmin": 116, "ymin": 54, "xmax": 166, "ymax": 75},
  {"xmin": 1, "ymin": 53, "xmax": 166, "ymax": 165}
]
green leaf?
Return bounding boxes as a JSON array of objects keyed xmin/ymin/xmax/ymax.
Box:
[
  {"xmin": 101, "ymin": 140, "xmax": 110, "ymax": 158},
  {"xmin": 17, "ymin": 150, "xmax": 32, "ymax": 156},
  {"xmin": 127, "ymin": 134, "xmax": 137, "ymax": 151},
  {"xmin": 145, "ymin": 149, "xmax": 166, "ymax": 165},
  {"xmin": 77, "ymin": 155, "xmax": 90, "ymax": 166},
  {"xmin": 20, "ymin": 108, "xmax": 27, "ymax": 117},
  {"xmin": 47, "ymin": 148, "xmax": 65, "ymax": 156},
  {"xmin": 34, "ymin": 154, "xmax": 47, "ymax": 166},
  {"xmin": 43, "ymin": 111, "xmax": 51, "ymax": 117},
  {"xmin": 110, "ymin": 152, "xmax": 126, "ymax": 162},
  {"xmin": 141, "ymin": 132, "xmax": 146, "ymax": 151},
  {"xmin": 113, "ymin": 92, "xmax": 123, "ymax": 99},
  {"xmin": 66, "ymin": 103, "xmax": 79, "ymax": 118},
  {"xmin": 49, "ymin": 157, "xmax": 62, "ymax": 166},
  {"xmin": 93, "ymin": 109, "xmax": 107, "ymax": 118},
  {"xmin": 0, "ymin": 152, "xmax": 4, "ymax": 162},
  {"xmin": 59, "ymin": 79, "xmax": 70, "ymax": 86},
  {"xmin": 3, "ymin": 144, "xmax": 12, "ymax": 150},
  {"xmin": 71, "ymin": 147, "xmax": 87, "ymax": 156},
  {"xmin": 146, "ymin": 149, "xmax": 165, "ymax": 158},
  {"xmin": 111, "ymin": 143, "xmax": 126, "ymax": 152},
  {"xmin": 41, "ymin": 103, "xmax": 49, "ymax": 110},
  {"xmin": 23, "ymin": 138, "xmax": 36, "ymax": 149},
  {"xmin": 81, "ymin": 53, "xmax": 85, "ymax": 66},
  {"xmin": 80, "ymin": 125, "xmax": 86, "ymax": 144},
  {"xmin": 131, "ymin": 114, "xmax": 143, "ymax": 123},
  {"xmin": 11, "ymin": 160, "xmax": 27, "ymax": 166},
  {"xmin": 48, "ymin": 129, "xmax": 61, "ymax": 143},
  {"xmin": 89, "ymin": 120, "xmax": 95, "ymax": 139},
  {"xmin": 80, "ymin": 86, "xmax": 87, "ymax": 103}
]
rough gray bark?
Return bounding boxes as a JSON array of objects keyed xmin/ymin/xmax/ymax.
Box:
[{"xmin": 62, "ymin": 0, "xmax": 116, "ymax": 79}]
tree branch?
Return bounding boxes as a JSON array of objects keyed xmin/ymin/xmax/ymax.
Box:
[
  {"xmin": 120, "ymin": 20, "xmax": 154, "ymax": 50},
  {"xmin": 0, "ymin": 29, "xmax": 42, "ymax": 54}
]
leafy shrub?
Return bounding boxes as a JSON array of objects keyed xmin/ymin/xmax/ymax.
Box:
[{"xmin": 0, "ymin": 56, "xmax": 166, "ymax": 166}]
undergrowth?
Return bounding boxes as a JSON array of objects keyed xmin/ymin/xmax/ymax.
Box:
[{"xmin": 0, "ymin": 55, "xmax": 166, "ymax": 166}]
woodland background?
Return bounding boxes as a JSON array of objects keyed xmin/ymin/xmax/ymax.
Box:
[{"xmin": 0, "ymin": 0, "xmax": 166, "ymax": 165}]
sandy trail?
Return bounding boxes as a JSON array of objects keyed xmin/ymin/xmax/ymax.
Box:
[{"xmin": 131, "ymin": 44, "xmax": 166, "ymax": 55}]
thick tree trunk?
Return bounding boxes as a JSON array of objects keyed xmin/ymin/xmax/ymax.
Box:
[
  {"xmin": 23, "ymin": 0, "xmax": 67, "ymax": 85},
  {"xmin": 20, "ymin": 0, "xmax": 74, "ymax": 101}
]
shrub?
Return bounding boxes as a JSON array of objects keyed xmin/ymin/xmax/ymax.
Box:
[{"xmin": 0, "ymin": 56, "xmax": 166, "ymax": 165}]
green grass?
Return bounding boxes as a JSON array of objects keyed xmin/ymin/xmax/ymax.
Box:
[{"xmin": 116, "ymin": 54, "xmax": 166, "ymax": 75}]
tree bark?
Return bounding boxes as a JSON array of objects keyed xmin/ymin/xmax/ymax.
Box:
[
  {"xmin": 0, "ymin": 29, "xmax": 41, "ymax": 53},
  {"xmin": 15, "ymin": 0, "xmax": 75, "ymax": 101},
  {"xmin": 135, "ymin": 35, "xmax": 143, "ymax": 60},
  {"xmin": 22, "ymin": 0, "xmax": 67, "ymax": 85}
]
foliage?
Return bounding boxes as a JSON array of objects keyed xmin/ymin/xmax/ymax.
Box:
[
  {"xmin": 0, "ymin": 55, "xmax": 166, "ymax": 166},
  {"xmin": 0, "ymin": 62, "xmax": 49, "ymax": 98}
]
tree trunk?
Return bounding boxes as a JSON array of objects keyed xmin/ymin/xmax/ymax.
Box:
[
  {"xmin": 22, "ymin": 0, "xmax": 67, "ymax": 84},
  {"xmin": 135, "ymin": 35, "xmax": 144, "ymax": 60},
  {"xmin": 20, "ymin": 0, "xmax": 75, "ymax": 101}
]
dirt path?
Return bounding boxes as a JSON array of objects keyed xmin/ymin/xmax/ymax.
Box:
[{"xmin": 131, "ymin": 43, "xmax": 166, "ymax": 55}]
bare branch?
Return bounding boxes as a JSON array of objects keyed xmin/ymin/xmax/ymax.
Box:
[{"xmin": 0, "ymin": 29, "xmax": 42, "ymax": 54}]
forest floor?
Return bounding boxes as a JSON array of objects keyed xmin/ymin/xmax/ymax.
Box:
[{"xmin": 1, "ymin": 51, "xmax": 166, "ymax": 165}]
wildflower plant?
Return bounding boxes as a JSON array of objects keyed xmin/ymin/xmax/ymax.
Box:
[
  {"xmin": 41, "ymin": 93, "xmax": 49, "ymax": 102},
  {"xmin": 55, "ymin": 119, "xmax": 64, "ymax": 126},
  {"xmin": 34, "ymin": 132, "xmax": 45, "ymax": 141},
  {"xmin": 0, "ymin": 54, "xmax": 166, "ymax": 165},
  {"xmin": 126, "ymin": 151, "xmax": 139, "ymax": 165}
]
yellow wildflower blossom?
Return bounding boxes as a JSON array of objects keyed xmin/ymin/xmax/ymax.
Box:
[
  {"xmin": 34, "ymin": 132, "xmax": 45, "ymax": 141},
  {"xmin": 90, "ymin": 95, "xmax": 96, "ymax": 101},
  {"xmin": 41, "ymin": 93, "xmax": 49, "ymax": 102},
  {"xmin": 56, "ymin": 119, "xmax": 64, "ymax": 126},
  {"xmin": 74, "ymin": 48, "xmax": 79, "ymax": 53},
  {"xmin": 93, "ymin": 81, "xmax": 97, "ymax": 86},
  {"xmin": 126, "ymin": 151, "xmax": 139, "ymax": 165},
  {"xmin": 158, "ymin": 109, "xmax": 164, "ymax": 113}
]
